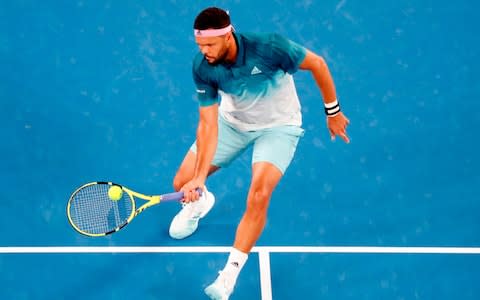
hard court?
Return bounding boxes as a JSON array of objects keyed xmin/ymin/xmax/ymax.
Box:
[{"xmin": 1, "ymin": 1, "xmax": 479, "ymax": 299}]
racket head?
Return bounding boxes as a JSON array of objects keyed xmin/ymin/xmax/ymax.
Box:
[{"xmin": 67, "ymin": 182, "xmax": 135, "ymax": 237}]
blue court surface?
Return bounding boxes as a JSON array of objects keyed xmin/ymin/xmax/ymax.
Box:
[{"xmin": 2, "ymin": 0, "xmax": 480, "ymax": 299}]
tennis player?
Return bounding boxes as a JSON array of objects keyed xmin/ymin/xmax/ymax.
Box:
[{"xmin": 169, "ymin": 7, "xmax": 350, "ymax": 299}]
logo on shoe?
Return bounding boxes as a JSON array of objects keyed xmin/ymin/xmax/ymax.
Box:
[{"xmin": 231, "ymin": 262, "xmax": 239, "ymax": 268}]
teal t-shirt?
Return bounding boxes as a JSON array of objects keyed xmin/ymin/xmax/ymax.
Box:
[{"xmin": 192, "ymin": 32, "xmax": 307, "ymax": 131}]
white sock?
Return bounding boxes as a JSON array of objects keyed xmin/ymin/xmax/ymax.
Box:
[{"xmin": 221, "ymin": 248, "xmax": 248, "ymax": 284}]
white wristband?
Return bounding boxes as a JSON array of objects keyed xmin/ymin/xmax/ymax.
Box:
[{"xmin": 324, "ymin": 99, "xmax": 340, "ymax": 116}]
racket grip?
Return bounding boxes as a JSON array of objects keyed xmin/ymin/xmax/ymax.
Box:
[{"xmin": 161, "ymin": 188, "xmax": 203, "ymax": 202}]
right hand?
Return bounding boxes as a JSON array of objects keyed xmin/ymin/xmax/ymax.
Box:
[{"xmin": 180, "ymin": 178, "xmax": 205, "ymax": 203}]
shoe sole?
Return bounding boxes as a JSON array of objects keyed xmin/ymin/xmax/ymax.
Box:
[{"xmin": 204, "ymin": 285, "xmax": 226, "ymax": 300}]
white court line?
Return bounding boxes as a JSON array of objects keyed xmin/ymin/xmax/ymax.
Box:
[
  {"xmin": 0, "ymin": 246, "xmax": 480, "ymax": 254},
  {"xmin": 1, "ymin": 246, "xmax": 479, "ymax": 300},
  {"xmin": 258, "ymin": 250, "xmax": 273, "ymax": 300}
]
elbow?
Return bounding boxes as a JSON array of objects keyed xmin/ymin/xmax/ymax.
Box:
[
  {"xmin": 300, "ymin": 50, "xmax": 328, "ymax": 71},
  {"xmin": 313, "ymin": 54, "xmax": 327, "ymax": 69}
]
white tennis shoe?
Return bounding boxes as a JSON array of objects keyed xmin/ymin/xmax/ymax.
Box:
[
  {"xmin": 168, "ymin": 187, "xmax": 215, "ymax": 239},
  {"xmin": 204, "ymin": 271, "xmax": 234, "ymax": 300}
]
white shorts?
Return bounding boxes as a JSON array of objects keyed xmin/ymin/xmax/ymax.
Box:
[{"xmin": 190, "ymin": 116, "xmax": 304, "ymax": 174}]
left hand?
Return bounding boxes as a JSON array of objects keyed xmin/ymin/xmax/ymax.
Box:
[{"xmin": 327, "ymin": 112, "xmax": 350, "ymax": 143}]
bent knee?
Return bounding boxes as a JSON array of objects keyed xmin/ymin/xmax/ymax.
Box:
[
  {"xmin": 246, "ymin": 188, "xmax": 272, "ymax": 213},
  {"xmin": 173, "ymin": 174, "xmax": 187, "ymax": 191}
]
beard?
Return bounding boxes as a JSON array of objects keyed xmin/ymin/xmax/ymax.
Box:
[{"xmin": 206, "ymin": 46, "xmax": 230, "ymax": 65}]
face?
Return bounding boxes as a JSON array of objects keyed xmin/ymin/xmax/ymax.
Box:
[{"xmin": 195, "ymin": 34, "xmax": 230, "ymax": 64}]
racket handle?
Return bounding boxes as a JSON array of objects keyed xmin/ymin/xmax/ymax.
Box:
[{"xmin": 161, "ymin": 188, "xmax": 203, "ymax": 202}]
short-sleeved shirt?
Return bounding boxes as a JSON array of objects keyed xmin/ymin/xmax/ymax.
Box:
[{"xmin": 192, "ymin": 32, "xmax": 307, "ymax": 131}]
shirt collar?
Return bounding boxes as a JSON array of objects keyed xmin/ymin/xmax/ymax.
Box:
[{"xmin": 222, "ymin": 33, "xmax": 245, "ymax": 68}]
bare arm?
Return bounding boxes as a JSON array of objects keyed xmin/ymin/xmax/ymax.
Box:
[
  {"xmin": 181, "ymin": 103, "xmax": 218, "ymax": 201},
  {"xmin": 299, "ymin": 50, "xmax": 350, "ymax": 143},
  {"xmin": 299, "ymin": 50, "xmax": 337, "ymax": 104},
  {"xmin": 194, "ymin": 103, "xmax": 218, "ymax": 182}
]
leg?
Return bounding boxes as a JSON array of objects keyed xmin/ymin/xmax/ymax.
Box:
[
  {"xmin": 174, "ymin": 115, "xmax": 249, "ymax": 191},
  {"xmin": 170, "ymin": 116, "xmax": 249, "ymax": 240},
  {"xmin": 205, "ymin": 125, "xmax": 303, "ymax": 299},
  {"xmin": 173, "ymin": 149, "xmax": 219, "ymax": 191},
  {"xmin": 233, "ymin": 125, "xmax": 303, "ymax": 252},
  {"xmin": 204, "ymin": 162, "xmax": 283, "ymax": 300},
  {"xmin": 233, "ymin": 162, "xmax": 283, "ymax": 252},
  {"xmin": 169, "ymin": 150, "xmax": 219, "ymax": 239}
]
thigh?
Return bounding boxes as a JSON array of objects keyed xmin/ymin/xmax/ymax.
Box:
[
  {"xmin": 252, "ymin": 125, "xmax": 304, "ymax": 174},
  {"xmin": 250, "ymin": 161, "xmax": 284, "ymax": 193},
  {"xmin": 174, "ymin": 150, "xmax": 220, "ymax": 189}
]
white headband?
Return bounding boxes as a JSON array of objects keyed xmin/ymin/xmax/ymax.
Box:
[{"xmin": 194, "ymin": 24, "xmax": 233, "ymax": 37}]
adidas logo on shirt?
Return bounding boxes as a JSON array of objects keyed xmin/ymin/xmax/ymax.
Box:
[{"xmin": 250, "ymin": 66, "xmax": 262, "ymax": 75}]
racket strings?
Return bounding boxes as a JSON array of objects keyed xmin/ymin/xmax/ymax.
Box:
[{"xmin": 69, "ymin": 184, "xmax": 133, "ymax": 235}]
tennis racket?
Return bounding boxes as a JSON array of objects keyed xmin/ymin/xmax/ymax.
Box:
[{"xmin": 67, "ymin": 181, "xmax": 192, "ymax": 237}]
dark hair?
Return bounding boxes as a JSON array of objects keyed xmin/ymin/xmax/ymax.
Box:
[{"xmin": 194, "ymin": 7, "xmax": 231, "ymax": 30}]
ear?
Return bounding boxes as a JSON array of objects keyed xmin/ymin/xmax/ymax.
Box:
[{"xmin": 226, "ymin": 31, "xmax": 233, "ymax": 41}]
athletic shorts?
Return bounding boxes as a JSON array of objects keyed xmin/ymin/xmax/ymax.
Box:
[{"xmin": 190, "ymin": 115, "xmax": 304, "ymax": 174}]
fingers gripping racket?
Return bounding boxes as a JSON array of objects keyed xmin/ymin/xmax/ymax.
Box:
[{"xmin": 67, "ymin": 182, "xmax": 188, "ymax": 237}]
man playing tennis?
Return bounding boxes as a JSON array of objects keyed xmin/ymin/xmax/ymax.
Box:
[{"xmin": 169, "ymin": 7, "xmax": 350, "ymax": 300}]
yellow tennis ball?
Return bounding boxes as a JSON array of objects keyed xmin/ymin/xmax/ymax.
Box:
[{"xmin": 108, "ymin": 185, "xmax": 123, "ymax": 201}]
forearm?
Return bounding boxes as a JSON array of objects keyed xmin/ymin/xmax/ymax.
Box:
[{"xmin": 193, "ymin": 117, "xmax": 218, "ymax": 182}]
